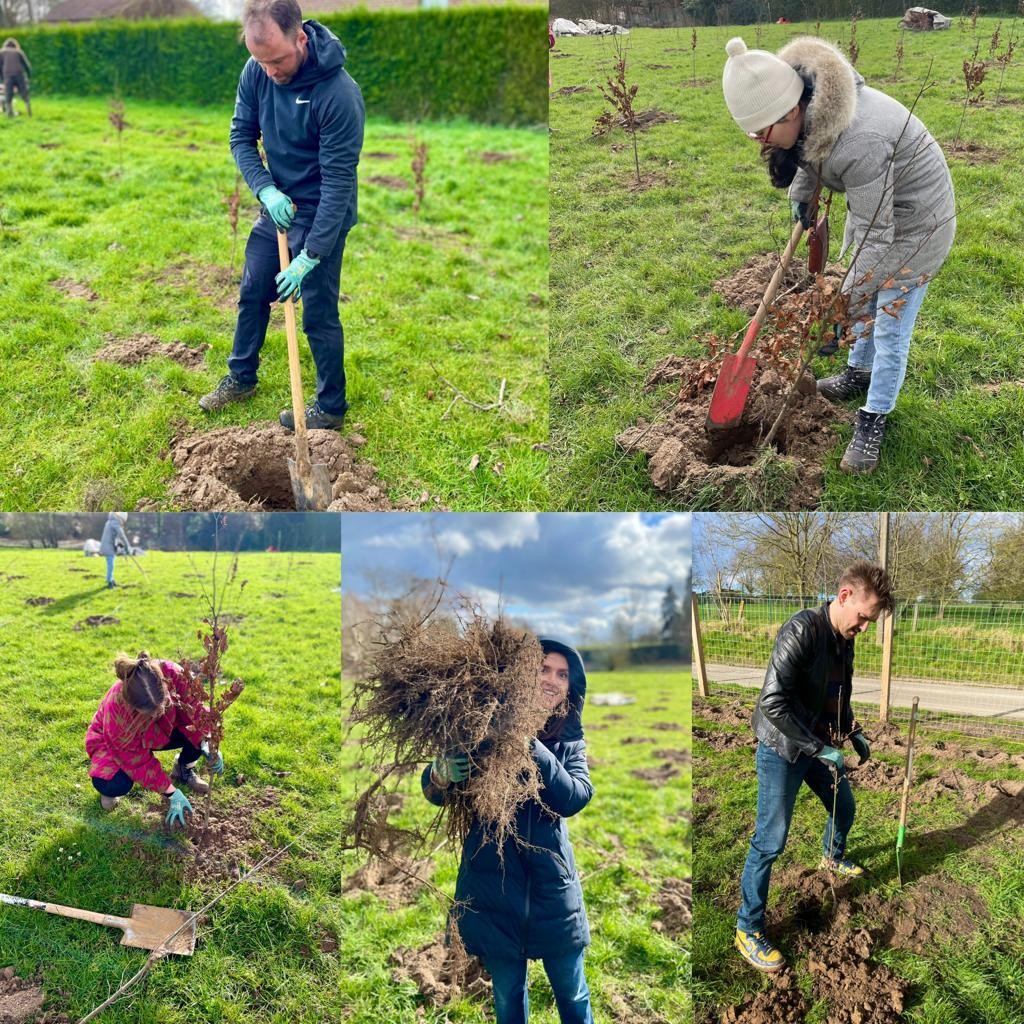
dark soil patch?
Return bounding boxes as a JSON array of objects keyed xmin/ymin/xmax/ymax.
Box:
[
  {"xmin": 848, "ymin": 758, "xmax": 904, "ymax": 790},
  {"xmin": 627, "ymin": 170, "xmax": 671, "ymax": 193},
  {"xmin": 364, "ymin": 151, "xmax": 398, "ymax": 159},
  {"xmin": 94, "ymin": 333, "xmax": 209, "ymax": 370},
  {"xmin": 651, "ymin": 722, "xmax": 682, "ymax": 731},
  {"xmin": 652, "ymin": 877, "xmax": 691, "ymax": 936},
  {"xmin": 630, "ymin": 763, "xmax": 680, "ymax": 784},
  {"xmin": 51, "ymin": 278, "xmax": 98, "ymax": 302},
  {"xmin": 677, "ymin": 78, "xmax": 713, "ymax": 88},
  {"xmin": 643, "ymin": 63, "xmax": 673, "ymax": 69},
  {"xmin": 168, "ymin": 591, "xmax": 196, "ymax": 599},
  {"xmin": 65, "ymin": 567, "xmax": 88, "ymax": 573},
  {"xmin": 2, "ymin": 574, "xmax": 27, "ymax": 581},
  {"xmin": 0, "ymin": 968, "xmax": 70, "ymax": 1024},
  {"xmin": 73, "ymin": 615, "xmax": 120, "ymax": 629},
  {"xmin": 594, "ymin": 108, "xmax": 679, "ymax": 135},
  {"xmin": 693, "ymin": 726, "xmax": 754, "ymax": 752},
  {"xmin": 721, "ymin": 968, "xmax": 808, "ymax": 1022},
  {"xmin": 713, "ymin": 253, "xmax": 845, "ymax": 315},
  {"xmin": 621, "ymin": 736, "xmax": 656, "ymax": 745},
  {"xmin": 38, "ymin": 142, "xmax": 62, "ymax": 150},
  {"xmin": 695, "ymin": 699, "xmax": 752, "ymax": 728},
  {"xmin": 157, "ymin": 422, "xmax": 418, "ymax": 512},
  {"xmin": 24, "ymin": 597, "xmax": 54, "ymax": 606},
  {"xmin": 344, "ymin": 854, "xmax": 433, "ymax": 910},
  {"xmin": 617, "ymin": 356, "xmax": 848, "ymax": 510},
  {"xmin": 480, "ymin": 151, "xmax": 518, "ymax": 163},
  {"xmin": 603, "ymin": 712, "xmax": 626, "ymax": 721},
  {"xmin": 153, "ymin": 260, "xmax": 237, "ymax": 313},
  {"xmin": 555, "ymin": 85, "xmax": 592, "ymax": 96},
  {"xmin": 390, "ymin": 936, "xmax": 491, "ymax": 1007},
  {"xmin": 944, "ymin": 141, "xmax": 1004, "ymax": 165},
  {"xmin": 367, "ymin": 175, "xmax": 410, "ymax": 190},
  {"xmin": 653, "ymin": 748, "xmax": 692, "ymax": 764},
  {"xmin": 551, "ymin": 52, "xmax": 573, "ymax": 58}
]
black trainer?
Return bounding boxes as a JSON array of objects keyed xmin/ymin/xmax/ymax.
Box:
[
  {"xmin": 279, "ymin": 401, "xmax": 347, "ymax": 431},
  {"xmin": 171, "ymin": 757, "xmax": 211, "ymax": 795},
  {"xmin": 817, "ymin": 366, "xmax": 872, "ymax": 402},
  {"xmin": 840, "ymin": 409, "xmax": 887, "ymax": 474},
  {"xmin": 198, "ymin": 374, "xmax": 256, "ymax": 412}
]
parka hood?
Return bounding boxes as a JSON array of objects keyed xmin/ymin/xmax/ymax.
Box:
[
  {"xmin": 778, "ymin": 36, "xmax": 860, "ymax": 165},
  {"xmin": 284, "ymin": 19, "xmax": 347, "ymax": 90},
  {"xmin": 538, "ymin": 636, "xmax": 587, "ymax": 742}
]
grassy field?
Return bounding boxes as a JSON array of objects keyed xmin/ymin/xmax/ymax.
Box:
[
  {"xmin": 693, "ymin": 688, "xmax": 1024, "ymax": 1024},
  {"xmin": 550, "ymin": 18, "xmax": 1024, "ymax": 511},
  {"xmin": 0, "ymin": 548, "xmax": 345, "ymax": 1023},
  {"xmin": 0, "ymin": 96, "xmax": 548, "ymax": 511},
  {"xmin": 331, "ymin": 667, "xmax": 691, "ymax": 1023},
  {"xmin": 695, "ymin": 596, "xmax": 1024, "ymax": 687}
]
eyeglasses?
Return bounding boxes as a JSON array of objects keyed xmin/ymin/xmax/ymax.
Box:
[{"xmin": 746, "ymin": 112, "xmax": 792, "ymax": 142}]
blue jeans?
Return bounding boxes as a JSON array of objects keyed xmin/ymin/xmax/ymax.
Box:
[
  {"xmin": 847, "ymin": 281, "xmax": 930, "ymax": 415},
  {"xmin": 228, "ymin": 212, "xmax": 350, "ymax": 416},
  {"xmin": 105, "ymin": 554, "xmax": 115, "ymax": 584},
  {"xmin": 485, "ymin": 950, "xmax": 593, "ymax": 1024},
  {"xmin": 736, "ymin": 742, "xmax": 855, "ymax": 934}
]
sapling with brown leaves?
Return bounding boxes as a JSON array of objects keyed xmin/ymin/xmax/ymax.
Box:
[
  {"xmin": 412, "ymin": 140, "xmax": 427, "ymax": 215},
  {"xmin": 595, "ymin": 36, "xmax": 642, "ymax": 186},
  {"xmin": 848, "ymin": 11, "xmax": 861, "ymax": 68},
  {"xmin": 893, "ymin": 30, "xmax": 906, "ymax": 81},
  {"xmin": 994, "ymin": 35, "xmax": 1018, "ymax": 103},
  {"xmin": 690, "ymin": 28, "xmax": 699, "ymax": 87},
  {"xmin": 954, "ymin": 42, "xmax": 990, "ymax": 148}
]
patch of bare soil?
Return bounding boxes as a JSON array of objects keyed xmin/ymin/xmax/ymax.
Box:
[
  {"xmin": 480, "ymin": 151, "xmax": 517, "ymax": 163},
  {"xmin": 168, "ymin": 591, "xmax": 196, "ymax": 599},
  {"xmin": 24, "ymin": 597, "xmax": 54, "ymax": 606},
  {"xmin": 153, "ymin": 260, "xmax": 238, "ymax": 313},
  {"xmin": 365, "ymin": 151, "xmax": 398, "ymax": 159},
  {"xmin": 344, "ymin": 854, "xmax": 434, "ymax": 910},
  {"xmin": 593, "ymin": 108, "xmax": 679, "ymax": 135},
  {"xmin": 677, "ymin": 78, "xmax": 713, "ymax": 88},
  {"xmin": 630, "ymin": 763, "xmax": 680, "ymax": 784},
  {"xmin": 390, "ymin": 936, "xmax": 491, "ymax": 1007},
  {"xmin": 551, "ymin": 52, "xmax": 573, "ymax": 58},
  {"xmin": 944, "ymin": 141, "xmax": 1004, "ymax": 164},
  {"xmin": 848, "ymin": 758, "xmax": 904, "ymax": 789},
  {"xmin": 627, "ymin": 170, "xmax": 671, "ymax": 193},
  {"xmin": 652, "ymin": 877, "xmax": 691, "ymax": 936},
  {"xmin": 651, "ymin": 722, "xmax": 682, "ymax": 731},
  {"xmin": 555, "ymin": 85, "xmax": 591, "ymax": 96},
  {"xmin": 617, "ymin": 357, "xmax": 848, "ymax": 510},
  {"xmin": 158, "ymin": 422, "xmax": 421, "ymax": 512},
  {"xmin": 73, "ymin": 615, "xmax": 119, "ymax": 629},
  {"xmin": 721, "ymin": 968, "xmax": 808, "ymax": 1022},
  {"xmin": 694, "ymin": 726, "xmax": 755, "ymax": 752},
  {"xmin": 653, "ymin": 748, "xmax": 691, "ymax": 764},
  {"xmin": 643, "ymin": 63, "xmax": 673, "ymax": 69},
  {"xmin": 51, "ymin": 278, "xmax": 98, "ymax": 302},
  {"xmin": 0, "ymin": 969, "xmax": 70, "ymax": 1024},
  {"xmin": 695, "ymin": 699, "xmax": 752, "ymax": 728},
  {"xmin": 94, "ymin": 333, "xmax": 209, "ymax": 370},
  {"xmin": 367, "ymin": 175, "xmax": 410, "ymax": 190},
  {"xmin": 713, "ymin": 254, "xmax": 844, "ymax": 315},
  {"xmin": 621, "ymin": 736, "xmax": 656, "ymax": 745}
]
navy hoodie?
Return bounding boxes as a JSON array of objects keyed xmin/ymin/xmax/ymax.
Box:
[
  {"xmin": 422, "ymin": 637, "xmax": 593, "ymax": 962},
  {"xmin": 229, "ymin": 19, "xmax": 364, "ymax": 257}
]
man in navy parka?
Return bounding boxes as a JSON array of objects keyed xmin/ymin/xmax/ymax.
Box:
[
  {"xmin": 200, "ymin": 0, "xmax": 364, "ymax": 431},
  {"xmin": 422, "ymin": 637, "xmax": 595, "ymax": 1024}
]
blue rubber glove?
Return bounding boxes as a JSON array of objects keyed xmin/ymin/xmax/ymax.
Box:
[
  {"xmin": 791, "ymin": 199, "xmax": 812, "ymax": 229},
  {"xmin": 257, "ymin": 185, "xmax": 295, "ymax": 230},
  {"xmin": 203, "ymin": 745, "xmax": 224, "ymax": 775},
  {"xmin": 166, "ymin": 787, "xmax": 193, "ymax": 829},
  {"xmin": 850, "ymin": 732, "xmax": 871, "ymax": 765},
  {"xmin": 275, "ymin": 249, "xmax": 319, "ymax": 303},
  {"xmin": 816, "ymin": 745, "xmax": 846, "ymax": 773},
  {"xmin": 431, "ymin": 753, "xmax": 471, "ymax": 785}
]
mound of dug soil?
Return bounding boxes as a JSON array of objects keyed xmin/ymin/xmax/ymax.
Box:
[
  {"xmin": 390, "ymin": 937, "xmax": 491, "ymax": 1007},
  {"xmin": 73, "ymin": 615, "xmax": 119, "ymax": 629},
  {"xmin": 631, "ymin": 764, "xmax": 680, "ymax": 784},
  {"xmin": 24, "ymin": 597, "xmax": 54, "ymax": 606},
  {"xmin": 721, "ymin": 968, "xmax": 808, "ymax": 1023},
  {"xmin": 344, "ymin": 854, "xmax": 434, "ymax": 910},
  {"xmin": 159, "ymin": 423, "xmax": 419, "ymax": 511},
  {"xmin": 0, "ymin": 968, "xmax": 69, "ymax": 1024},
  {"xmin": 713, "ymin": 254, "xmax": 844, "ymax": 315},
  {"xmin": 617, "ymin": 358, "xmax": 848, "ymax": 509},
  {"xmin": 94, "ymin": 333, "xmax": 209, "ymax": 370},
  {"xmin": 652, "ymin": 877, "xmax": 691, "ymax": 936}
]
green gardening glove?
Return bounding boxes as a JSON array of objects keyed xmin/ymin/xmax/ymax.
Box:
[
  {"xmin": 816, "ymin": 745, "xmax": 846, "ymax": 773},
  {"xmin": 258, "ymin": 185, "xmax": 295, "ymax": 230},
  {"xmin": 791, "ymin": 199, "xmax": 812, "ymax": 229},
  {"xmin": 850, "ymin": 732, "xmax": 871, "ymax": 766},
  {"xmin": 275, "ymin": 248, "xmax": 319, "ymax": 303},
  {"xmin": 431, "ymin": 753, "xmax": 471, "ymax": 785},
  {"xmin": 165, "ymin": 787, "xmax": 193, "ymax": 829},
  {"xmin": 203, "ymin": 744, "xmax": 224, "ymax": 775}
]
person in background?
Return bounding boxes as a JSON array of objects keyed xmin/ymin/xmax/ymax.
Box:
[
  {"xmin": 100, "ymin": 513, "xmax": 129, "ymax": 590},
  {"xmin": 1, "ymin": 39, "xmax": 31, "ymax": 118}
]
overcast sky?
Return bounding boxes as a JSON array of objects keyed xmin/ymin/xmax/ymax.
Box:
[{"xmin": 341, "ymin": 513, "xmax": 691, "ymax": 644}]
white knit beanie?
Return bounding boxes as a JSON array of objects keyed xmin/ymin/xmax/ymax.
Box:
[{"xmin": 722, "ymin": 36, "xmax": 804, "ymax": 134}]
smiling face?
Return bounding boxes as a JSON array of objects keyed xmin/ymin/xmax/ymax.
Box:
[
  {"xmin": 538, "ymin": 651, "xmax": 571, "ymax": 711},
  {"xmin": 245, "ymin": 18, "xmax": 308, "ymax": 85},
  {"xmin": 830, "ymin": 584, "xmax": 884, "ymax": 639}
]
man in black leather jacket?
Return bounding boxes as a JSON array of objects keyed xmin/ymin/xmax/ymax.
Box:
[{"xmin": 734, "ymin": 561, "xmax": 895, "ymax": 972}]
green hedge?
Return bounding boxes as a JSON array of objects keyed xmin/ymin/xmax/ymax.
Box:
[{"xmin": 13, "ymin": 5, "xmax": 547, "ymax": 125}]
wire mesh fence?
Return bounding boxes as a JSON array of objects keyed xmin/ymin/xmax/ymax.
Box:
[{"xmin": 693, "ymin": 592, "xmax": 1024, "ymax": 739}]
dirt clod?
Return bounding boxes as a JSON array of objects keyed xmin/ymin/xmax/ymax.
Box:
[
  {"xmin": 713, "ymin": 254, "xmax": 843, "ymax": 315},
  {"xmin": 51, "ymin": 278, "xmax": 98, "ymax": 301},
  {"xmin": 0, "ymin": 972, "xmax": 43, "ymax": 1023},
  {"xmin": 555, "ymin": 86, "xmax": 591, "ymax": 96},
  {"xmin": 652, "ymin": 877, "xmax": 691, "ymax": 936},
  {"xmin": 722, "ymin": 968, "xmax": 808, "ymax": 1023},
  {"xmin": 344, "ymin": 854, "xmax": 433, "ymax": 910},
  {"xmin": 73, "ymin": 615, "xmax": 120, "ymax": 629},
  {"xmin": 94, "ymin": 333, "xmax": 209, "ymax": 370},
  {"xmin": 390, "ymin": 936, "xmax": 491, "ymax": 1007},
  {"xmin": 25, "ymin": 597, "xmax": 54, "ymax": 606},
  {"xmin": 631, "ymin": 763, "xmax": 681, "ymax": 785}
]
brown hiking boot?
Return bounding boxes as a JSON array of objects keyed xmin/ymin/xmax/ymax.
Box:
[{"xmin": 171, "ymin": 758, "xmax": 210, "ymax": 795}]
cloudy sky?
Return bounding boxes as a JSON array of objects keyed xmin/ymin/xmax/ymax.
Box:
[{"xmin": 341, "ymin": 513, "xmax": 691, "ymax": 644}]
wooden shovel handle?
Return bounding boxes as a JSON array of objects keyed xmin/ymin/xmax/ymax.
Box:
[
  {"xmin": 1, "ymin": 892, "xmax": 130, "ymax": 930},
  {"xmin": 898, "ymin": 697, "xmax": 920, "ymax": 830},
  {"xmin": 276, "ymin": 229, "xmax": 313, "ymax": 470}
]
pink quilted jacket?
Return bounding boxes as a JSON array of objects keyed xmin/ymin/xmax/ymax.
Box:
[{"xmin": 85, "ymin": 660, "xmax": 204, "ymax": 793}]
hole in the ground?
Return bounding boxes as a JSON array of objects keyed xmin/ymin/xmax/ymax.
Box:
[{"xmin": 232, "ymin": 461, "xmax": 300, "ymax": 509}]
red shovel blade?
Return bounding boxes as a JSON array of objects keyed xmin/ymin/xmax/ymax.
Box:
[{"xmin": 706, "ymin": 352, "xmax": 757, "ymax": 430}]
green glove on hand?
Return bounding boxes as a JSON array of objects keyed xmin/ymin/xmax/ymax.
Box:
[
  {"xmin": 850, "ymin": 732, "xmax": 871, "ymax": 765},
  {"xmin": 791, "ymin": 200, "xmax": 812, "ymax": 229},
  {"xmin": 275, "ymin": 249, "xmax": 319, "ymax": 303},
  {"xmin": 817, "ymin": 745, "xmax": 846, "ymax": 773},
  {"xmin": 431, "ymin": 753, "xmax": 471, "ymax": 785},
  {"xmin": 166, "ymin": 787, "xmax": 193, "ymax": 829},
  {"xmin": 257, "ymin": 185, "xmax": 295, "ymax": 230}
]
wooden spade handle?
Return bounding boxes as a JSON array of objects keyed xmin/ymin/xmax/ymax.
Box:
[
  {"xmin": 1, "ymin": 892, "xmax": 130, "ymax": 931},
  {"xmin": 898, "ymin": 697, "xmax": 920, "ymax": 832},
  {"xmin": 276, "ymin": 229, "xmax": 313, "ymax": 471}
]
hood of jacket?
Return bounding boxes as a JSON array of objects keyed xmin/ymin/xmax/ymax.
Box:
[
  {"xmin": 537, "ymin": 636, "xmax": 587, "ymax": 743},
  {"xmin": 281, "ymin": 19, "xmax": 347, "ymax": 92},
  {"xmin": 778, "ymin": 36, "xmax": 860, "ymax": 165}
]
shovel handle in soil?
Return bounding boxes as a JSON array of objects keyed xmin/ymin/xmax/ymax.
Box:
[
  {"xmin": 896, "ymin": 697, "xmax": 920, "ymax": 885},
  {"xmin": 276, "ymin": 228, "xmax": 314, "ymax": 475},
  {"xmin": 1, "ymin": 892, "xmax": 132, "ymax": 931}
]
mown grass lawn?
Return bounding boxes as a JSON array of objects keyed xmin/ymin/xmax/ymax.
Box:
[
  {"xmin": 0, "ymin": 95, "xmax": 547, "ymax": 512},
  {"xmin": 550, "ymin": 19, "xmax": 1024, "ymax": 511},
  {"xmin": 0, "ymin": 548, "xmax": 344, "ymax": 1023},
  {"xmin": 693, "ymin": 687, "xmax": 1024, "ymax": 1024},
  {"xmin": 333, "ymin": 667, "xmax": 691, "ymax": 1024}
]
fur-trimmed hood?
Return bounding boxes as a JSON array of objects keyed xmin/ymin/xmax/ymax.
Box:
[{"xmin": 778, "ymin": 36, "xmax": 861, "ymax": 165}]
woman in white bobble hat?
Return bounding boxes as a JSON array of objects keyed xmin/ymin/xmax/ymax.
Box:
[{"xmin": 721, "ymin": 36, "xmax": 955, "ymax": 475}]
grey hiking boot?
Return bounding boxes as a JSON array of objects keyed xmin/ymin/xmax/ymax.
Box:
[
  {"xmin": 100, "ymin": 795, "xmax": 121, "ymax": 811},
  {"xmin": 199, "ymin": 374, "xmax": 256, "ymax": 412},
  {"xmin": 840, "ymin": 409, "xmax": 888, "ymax": 474},
  {"xmin": 171, "ymin": 758, "xmax": 211, "ymax": 795},
  {"xmin": 279, "ymin": 400, "xmax": 347, "ymax": 431},
  {"xmin": 817, "ymin": 366, "xmax": 872, "ymax": 402}
]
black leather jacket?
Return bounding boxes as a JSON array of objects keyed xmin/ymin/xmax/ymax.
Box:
[{"xmin": 752, "ymin": 602, "xmax": 862, "ymax": 763}]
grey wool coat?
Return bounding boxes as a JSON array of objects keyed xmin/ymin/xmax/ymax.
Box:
[{"xmin": 782, "ymin": 37, "xmax": 956, "ymax": 315}]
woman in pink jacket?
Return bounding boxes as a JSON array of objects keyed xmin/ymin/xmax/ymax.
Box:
[{"xmin": 85, "ymin": 652, "xmax": 223, "ymax": 828}]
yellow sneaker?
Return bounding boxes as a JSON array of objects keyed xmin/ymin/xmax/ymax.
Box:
[
  {"xmin": 819, "ymin": 856, "xmax": 864, "ymax": 877},
  {"xmin": 735, "ymin": 928, "xmax": 785, "ymax": 971}
]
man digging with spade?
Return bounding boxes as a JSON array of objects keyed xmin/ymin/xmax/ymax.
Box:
[
  {"xmin": 734, "ymin": 561, "xmax": 895, "ymax": 972},
  {"xmin": 200, "ymin": 0, "xmax": 364, "ymax": 432}
]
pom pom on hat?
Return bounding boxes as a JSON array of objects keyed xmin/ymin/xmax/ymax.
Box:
[{"xmin": 725, "ymin": 37, "xmax": 747, "ymax": 58}]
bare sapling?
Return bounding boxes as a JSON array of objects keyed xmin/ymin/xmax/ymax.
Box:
[
  {"xmin": 108, "ymin": 97, "xmax": 127, "ymax": 176},
  {"xmin": 690, "ymin": 28, "xmax": 699, "ymax": 87},
  {"xmin": 412, "ymin": 140, "xmax": 427, "ymax": 215},
  {"xmin": 595, "ymin": 36, "xmax": 642, "ymax": 186}
]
